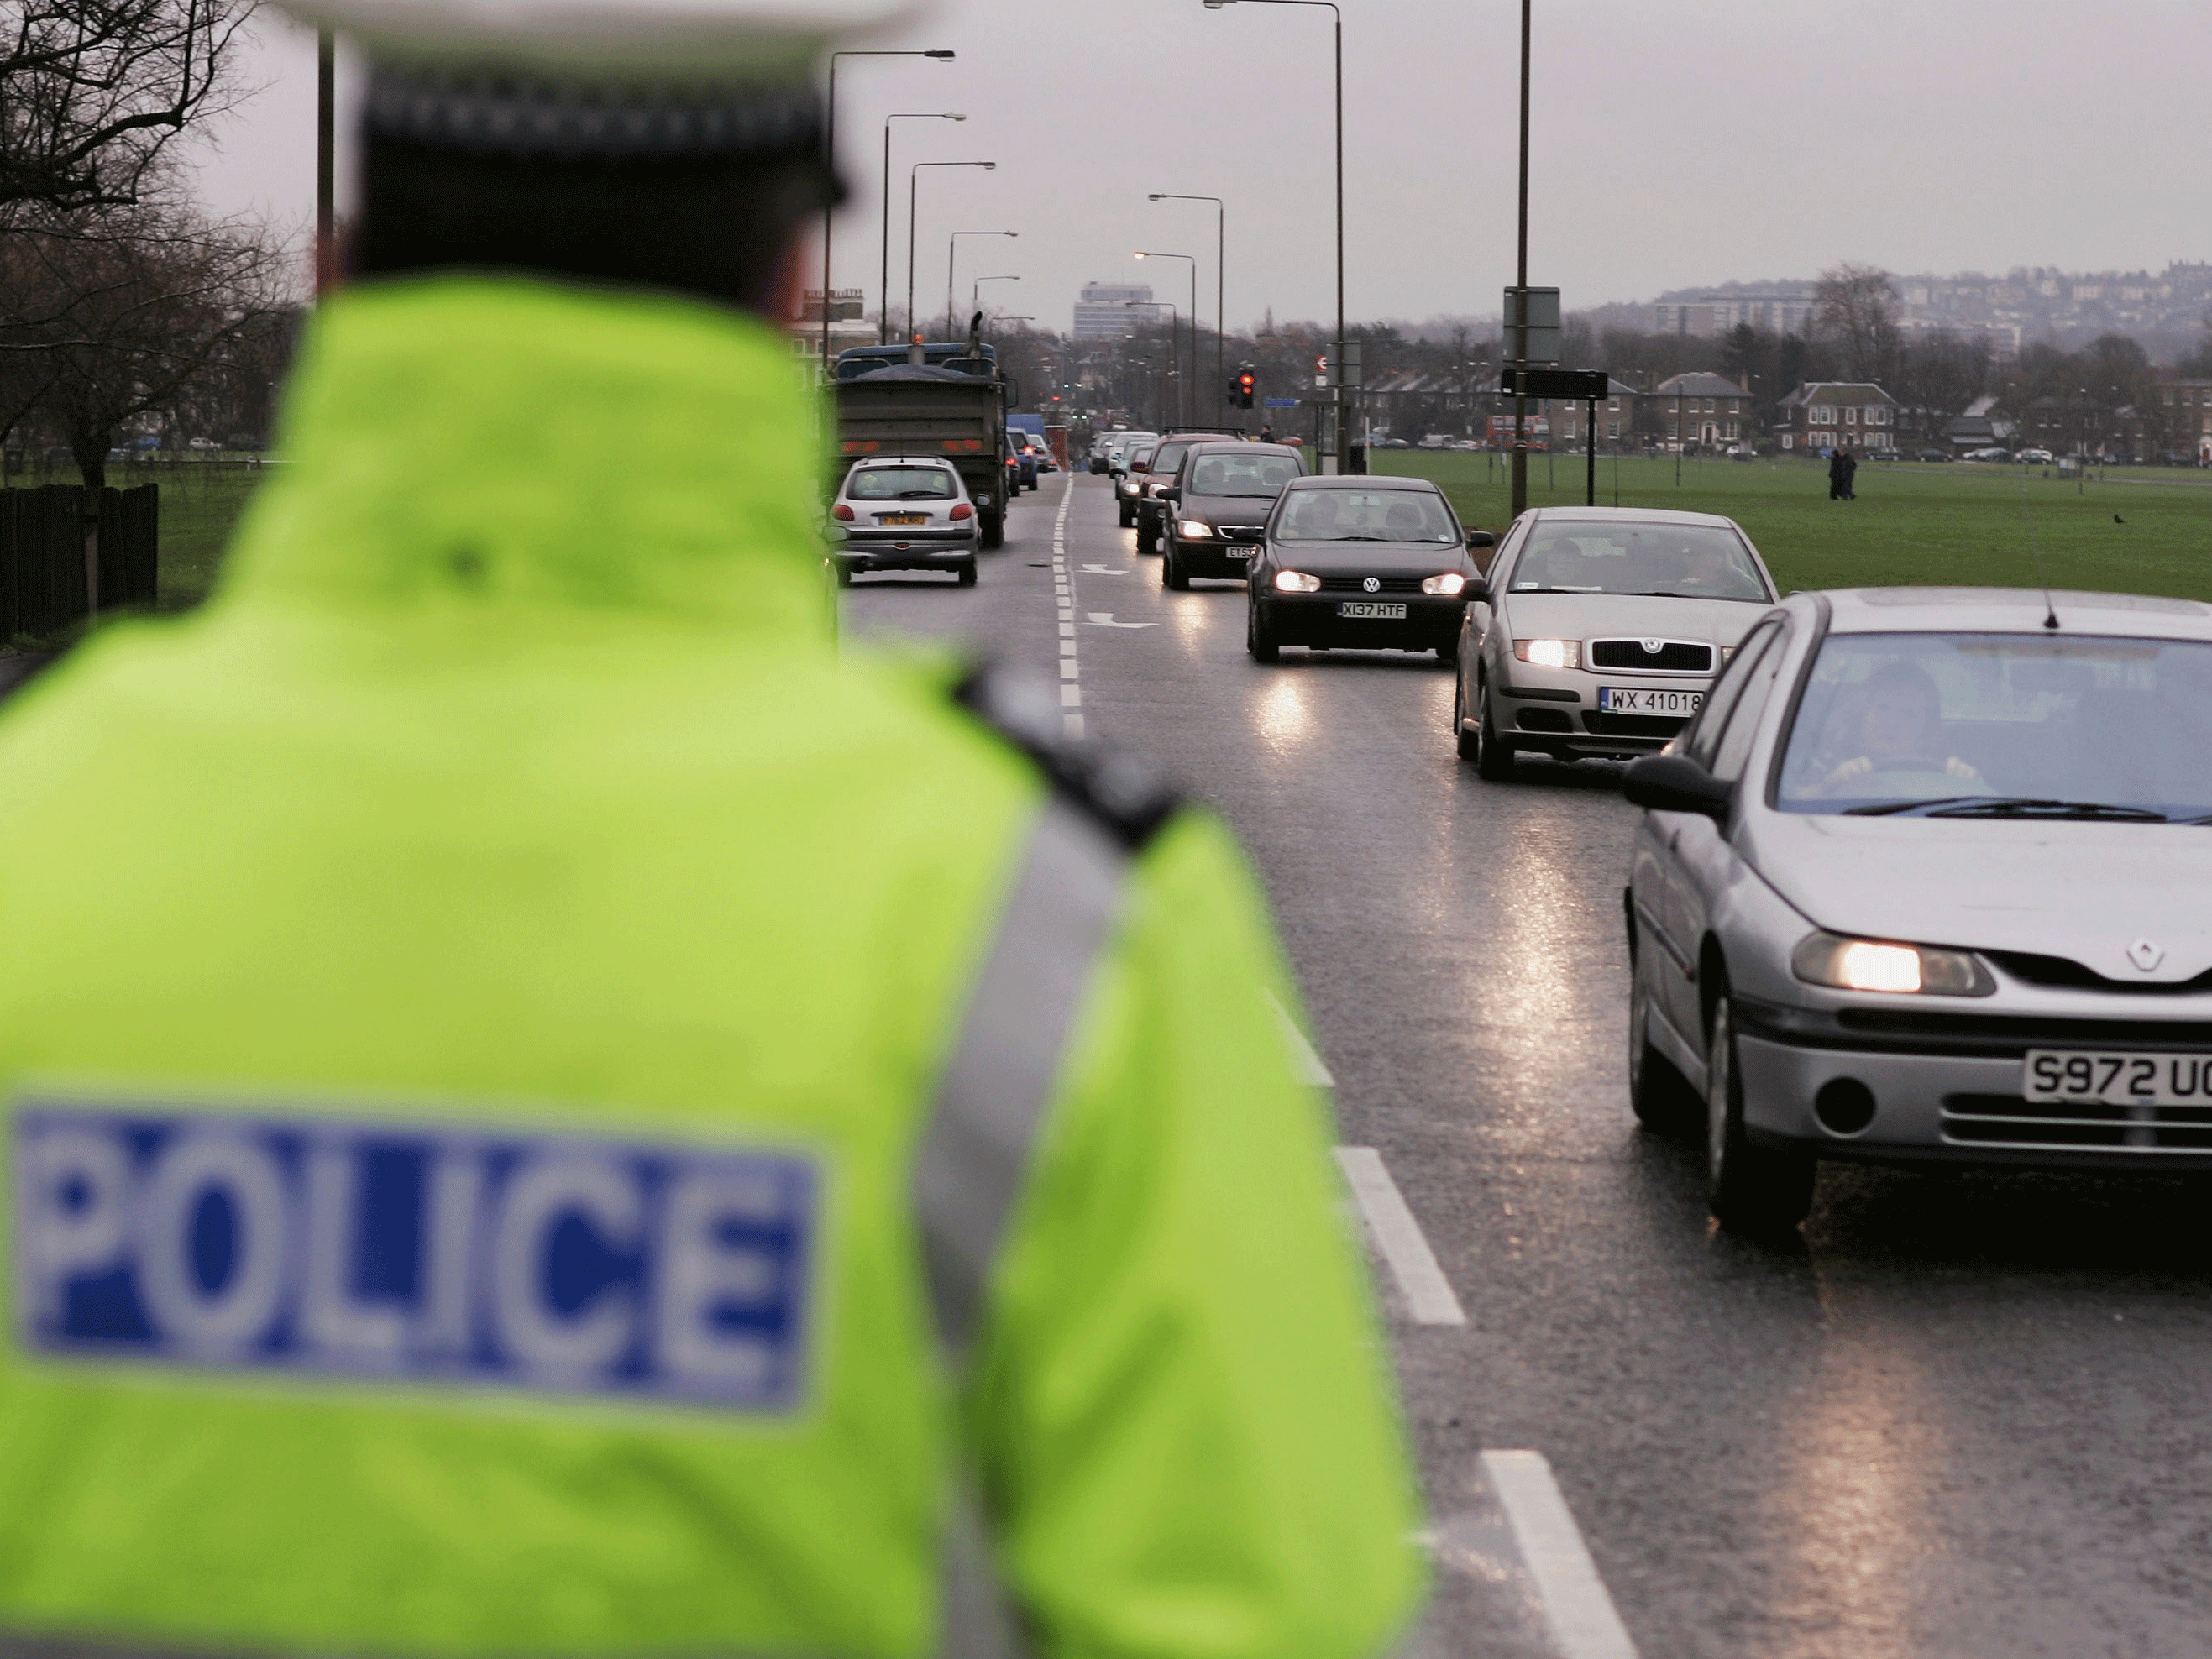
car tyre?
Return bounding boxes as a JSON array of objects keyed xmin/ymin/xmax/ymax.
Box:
[
  {"xmin": 1628, "ymin": 967, "xmax": 1695, "ymax": 1133},
  {"xmin": 978, "ymin": 508, "xmax": 1004, "ymax": 551},
  {"xmin": 1118, "ymin": 503, "xmax": 1136, "ymax": 529},
  {"xmin": 1136, "ymin": 521, "xmax": 1157, "ymax": 556},
  {"xmin": 1705, "ymin": 994, "xmax": 1815, "ymax": 1235},
  {"xmin": 1471, "ymin": 679, "xmax": 1515, "ymax": 779},
  {"xmin": 833, "ymin": 563, "xmax": 853, "ymax": 589},
  {"xmin": 1164, "ymin": 544, "xmax": 1190, "ymax": 591},
  {"xmin": 1247, "ymin": 599, "xmax": 1280, "ymax": 662},
  {"xmin": 957, "ymin": 561, "xmax": 978, "ymax": 588}
]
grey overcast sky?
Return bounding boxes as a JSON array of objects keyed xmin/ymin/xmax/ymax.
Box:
[{"xmin": 204, "ymin": 0, "xmax": 2212, "ymax": 335}]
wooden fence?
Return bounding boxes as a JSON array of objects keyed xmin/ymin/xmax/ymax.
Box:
[{"xmin": 0, "ymin": 484, "xmax": 158, "ymax": 639}]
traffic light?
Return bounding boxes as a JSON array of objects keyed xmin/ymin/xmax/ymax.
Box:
[{"xmin": 1236, "ymin": 369, "xmax": 1256, "ymax": 409}]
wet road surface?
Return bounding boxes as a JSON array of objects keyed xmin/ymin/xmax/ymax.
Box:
[{"xmin": 844, "ymin": 470, "xmax": 2212, "ymax": 1659}]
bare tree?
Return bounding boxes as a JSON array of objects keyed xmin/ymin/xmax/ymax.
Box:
[
  {"xmin": 3, "ymin": 202, "xmax": 292, "ymax": 485},
  {"xmin": 1813, "ymin": 263, "xmax": 1901, "ymax": 385},
  {"xmin": 0, "ymin": 0, "xmax": 255, "ymax": 217}
]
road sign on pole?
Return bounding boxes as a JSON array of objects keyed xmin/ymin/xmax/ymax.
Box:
[
  {"xmin": 1502, "ymin": 287, "xmax": 1561, "ymax": 366},
  {"xmin": 1264, "ymin": 397, "xmax": 1300, "ymax": 408},
  {"xmin": 1499, "ymin": 367, "xmax": 1607, "ymax": 400}
]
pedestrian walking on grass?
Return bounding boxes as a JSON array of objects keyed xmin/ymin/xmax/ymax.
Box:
[
  {"xmin": 1829, "ymin": 446, "xmax": 1850, "ymax": 500},
  {"xmin": 1842, "ymin": 446, "xmax": 1859, "ymax": 500}
]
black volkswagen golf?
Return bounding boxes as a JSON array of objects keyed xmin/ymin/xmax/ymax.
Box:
[{"xmin": 1245, "ymin": 476, "xmax": 1492, "ymax": 662}]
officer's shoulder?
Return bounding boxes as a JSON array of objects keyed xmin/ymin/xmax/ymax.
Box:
[{"xmin": 951, "ymin": 662, "xmax": 1183, "ymax": 852}]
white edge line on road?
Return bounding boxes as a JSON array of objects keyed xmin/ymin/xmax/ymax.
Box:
[
  {"xmin": 1332, "ymin": 1148, "xmax": 1465, "ymax": 1327},
  {"xmin": 1054, "ymin": 476, "xmax": 1079, "ymax": 735},
  {"xmin": 1265, "ymin": 989, "xmax": 1335, "ymax": 1087},
  {"xmin": 1479, "ymin": 1451, "xmax": 1638, "ymax": 1659}
]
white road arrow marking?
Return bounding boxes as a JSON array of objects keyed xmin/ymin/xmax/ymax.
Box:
[
  {"xmin": 1087, "ymin": 613, "xmax": 1157, "ymax": 629},
  {"xmin": 1081, "ymin": 563, "xmax": 1129, "ymax": 575}
]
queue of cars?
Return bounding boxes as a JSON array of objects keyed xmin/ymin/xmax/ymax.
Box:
[{"xmin": 1097, "ymin": 456, "xmax": 2212, "ymax": 1244}]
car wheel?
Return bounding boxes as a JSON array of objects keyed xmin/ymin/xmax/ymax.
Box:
[
  {"xmin": 1136, "ymin": 522, "xmax": 1157, "ymax": 556},
  {"xmin": 957, "ymin": 561, "xmax": 978, "ymax": 588},
  {"xmin": 1472, "ymin": 678, "xmax": 1515, "ymax": 779},
  {"xmin": 1119, "ymin": 504, "xmax": 1135, "ymax": 528},
  {"xmin": 1436, "ymin": 636, "xmax": 1459, "ymax": 667},
  {"xmin": 1247, "ymin": 598, "xmax": 1279, "ymax": 662},
  {"xmin": 833, "ymin": 563, "xmax": 853, "ymax": 589},
  {"xmin": 1452, "ymin": 678, "xmax": 1481, "ymax": 761},
  {"xmin": 1164, "ymin": 545, "xmax": 1189, "ymax": 591},
  {"xmin": 978, "ymin": 508, "xmax": 1004, "ymax": 551},
  {"xmin": 1705, "ymin": 993, "xmax": 1816, "ymax": 1235},
  {"xmin": 1628, "ymin": 966, "xmax": 1694, "ymax": 1133}
]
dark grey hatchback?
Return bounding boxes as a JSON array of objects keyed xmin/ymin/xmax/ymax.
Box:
[{"xmin": 1245, "ymin": 477, "xmax": 1491, "ymax": 662}]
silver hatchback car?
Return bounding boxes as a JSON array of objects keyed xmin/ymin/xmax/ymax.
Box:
[
  {"xmin": 1454, "ymin": 506, "xmax": 1779, "ymax": 777},
  {"xmin": 831, "ymin": 457, "xmax": 978, "ymax": 587},
  {"xmin": 1624, "ymin": 586, "xmax": 2212, "ymax": 1234}
]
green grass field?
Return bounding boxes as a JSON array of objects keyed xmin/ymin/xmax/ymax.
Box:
[
  {"xmin": 4, "ymin": 458, "xmax": 267, "ymax": 625},
  {"xmin": 1370, "ymin": 450, "xmax": 2212, "ymax": 602}
]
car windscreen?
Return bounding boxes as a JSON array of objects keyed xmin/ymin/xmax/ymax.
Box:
[
  {"xmin": 1507, "ymin": 523, "xmax": 1769, "ymax": 600},
  {"xmin": 1277, "ymin": 489, "xmax": 1457, "ymax": 542},
  {"xmin": 1775, "ymin": 631, "xmax": 2212, "ymax": 819},
  {"xmin": 847, "ymin": 467, "xmax": 956, "ymax": 501},
  {"xmin": 1187, "ymin": 453, "xmax": 1303, "ymax": 497}
]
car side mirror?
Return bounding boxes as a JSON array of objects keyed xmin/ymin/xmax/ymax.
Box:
[
  {"xmin": 1465, "ymin": 530, "xmax": 1496, "ymax": 549},
  {"xmin": 1622, "ymin": 754, "xmax": 1732, "ymax": 819},
  {"xmin": 1462, "ymin": 577, "xmax": 1489, "ymax": 603},
  {"xmin": 1162, "ymin": 488, "xmax": 1180, "ymax": 503}
]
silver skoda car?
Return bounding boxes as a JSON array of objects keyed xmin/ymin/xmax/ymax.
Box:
[
  {"xmin": 1453, "ymin": 506, "xmax": 1778, "ymax": 777},
  {"xmin": 1623, "ymin": 586, "xmax": 2212, "ymax": 1235}
]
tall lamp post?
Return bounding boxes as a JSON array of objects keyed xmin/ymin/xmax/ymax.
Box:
[
  {"xmin": 1135, "ymin": 251, "xmax": 1198, "ymax": 426},
  {"xmin": 316, "ymin": 29, "xmax": 334, "ymax": 297},
  {"xmin": 972, "ymin": 275, "xmax": 1020, "ymax": 321},
  {"xmin": 908, "ymin": 161, "xmax": 996, "ymax": 340},
  {"xmin": 947, "ymin": 231, "xmax": 1018, "ymax": 338},
  {"xmin": 879, "ymin": 113, "xmax": 964, "ymax": 344},
  {"xmin": 1201, "ymin": 0, "xmax": 1342, "ymax": 473},
  {"xmin": 1509, "ymin": 0, "xmax": 1533, "ymax": 516},
  {"xmin": 1149, "ymin": 195, "xmax": 1224, "ymax": 416},
  {"xmin": 821, "ymin": 49, "xmax": 954, "ymax": 367}
]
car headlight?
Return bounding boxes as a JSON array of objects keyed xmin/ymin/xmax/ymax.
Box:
[
  {"xmin": 1177, "ymin": 519, "xmax": 1213, "ymax": 540},
  {"xmin": 1119, "ymin": 481, "xmax": 1140, "ymax": 496},
  {"xmin": 1790, "ymin": 931, "xmax": 1995, "ymax": 997},
  {"xmin": 1421, "ymin": 573, "xmax": 1466, "ymax": 596},
  {"xmin": 1513, "ymin": 638, "xmax": 1581, "ymax": 670},
  {"xmin": 1273, "ymin": 569, "xmax": 1322, "ymax": 594}
]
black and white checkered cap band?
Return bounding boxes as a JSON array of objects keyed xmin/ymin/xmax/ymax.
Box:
[{"xmin": 366, "ymin": 65, "xmax": 823, "ymax": 162}]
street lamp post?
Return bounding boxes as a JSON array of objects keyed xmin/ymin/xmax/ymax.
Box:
[
  {"xmin": 879, "ymin": 113, "xmax": 964, "ymax": 344},
  {"xmin": 947, "ymin": 231, "xmax": 1017, "ymax": 338},
  {"xmin": 822, "ymin": 49, "xmax": 954, "ymax": 367},
  {"xmin": 1510, "ymin": 0, "xmax": 1533, "ymax": 516},
  {"xmin": 908, "ymin": 162, "xmax": 996, "ymax": 341},
  {"xmin": 972, "ymin": 275, "xmax": 1020, "ymax": 317},
  {"xmin": 1135, "ymin": 252, "xmax": 1198, "ymax": 426},
  {"xmin": 1202, "ymin": 0, "xmax": 1342, "ymax": 473},
  {"xmin": 1149, "ymin": 195, "xmax": 1225, "ymax": 419},
  {"xmin": 316, "ymin": 29, "xmax": 334, "ymax": 297}
]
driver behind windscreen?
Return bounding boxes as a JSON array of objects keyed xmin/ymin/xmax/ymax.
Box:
[{"xmin": 1816, "ymin": 661, "xmax": 1987, "ymax": 795}]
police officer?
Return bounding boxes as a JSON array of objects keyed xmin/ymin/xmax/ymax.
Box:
[{"xmin": 0, "ymin": 5, "xmax": 1422, "ymax": 1658}]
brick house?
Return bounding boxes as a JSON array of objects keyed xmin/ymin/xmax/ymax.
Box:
[
  {"xmin": 1773, "ymin": 382, "xmax": 1899, "ymax": 454},
  {"xmin": 1651, "ymin": 372, "xmax": 1752, "ymax": 452},
  {"xmin": 1546, "ymin": 379, "xmax": 1640, "ymax": 448},
  {"xmin": 2157, "ymin": 378, "xmax": 2212, "ymax": 463}
]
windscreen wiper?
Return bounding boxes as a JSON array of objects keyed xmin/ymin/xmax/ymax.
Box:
[{"xmin": 1847, "ymin": 795, "xmax": 2167, "ymax": 821}]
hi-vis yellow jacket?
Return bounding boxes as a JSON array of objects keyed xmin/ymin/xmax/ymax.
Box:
[{"xmin": 0, "ymin": 275, "xmax": 1422, "ymax": 1659}]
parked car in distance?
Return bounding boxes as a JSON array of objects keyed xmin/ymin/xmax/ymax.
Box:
[
  {"xmin": 1159, "ymin": 442, "xmax": 1308, "ymax": 589},
  {"xmin": 1106, "ymin": 432, "xmax": 1159, "ymax": 478},
  {"xmin": 1959, "ymin": 447, "xmax": 2012, "ymax": 463},
  {"xmin": 1246, "ymin": 477, "xmax": 1493, "ymax": 662},
  {"xmin": 2018, "ymin": 447, "xmax": 2056, "ymax": 464},
  {"xmin": 1453, "ymin": 506, "xmax": 1779, "ymax": 778},
  {"xmin": 1622, "ymin": 584, "xmax": 2212, "ymax": 1235},
  {"xmin": 1914, "ymin": 448, "xmax": 1954, "ymax": 463},
  {"xmin": 829, "ymin": 456, "xmax": 978, "ymax": 587}
]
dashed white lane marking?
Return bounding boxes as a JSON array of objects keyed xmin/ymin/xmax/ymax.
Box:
[
  {"xmin": 1479, "ymin": 1452, "xmax": 1639, "ymax": 1659},
  {"xmin": 1333, "ymin": 1148, "xmax": 1467, "ymax": 1327},
  {"xmin": 1052, "ymin": 478, "xmax": 1081, "ymax": 737},
  {"xmin": 1266, "ymin": 989, "xmax": 1335, "ymax": 1087}
]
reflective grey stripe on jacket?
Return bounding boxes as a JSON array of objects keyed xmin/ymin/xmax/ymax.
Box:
[
  {"xmin": 915, "ymin": 797, "xmax": 1133, "ymax": 1364},
  {"xmin": 915, "ymin": 798, "xmax": 1135, "ymax": 1659}
]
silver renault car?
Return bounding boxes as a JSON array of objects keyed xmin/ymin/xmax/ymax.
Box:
[
  {"xmin": 1623, "ymin": 586, "xmax": 2212, "ymax": 1235},
  {"xmin": 1453, "ymin": 506, "xmax": 1779, "ymax": 777}
]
